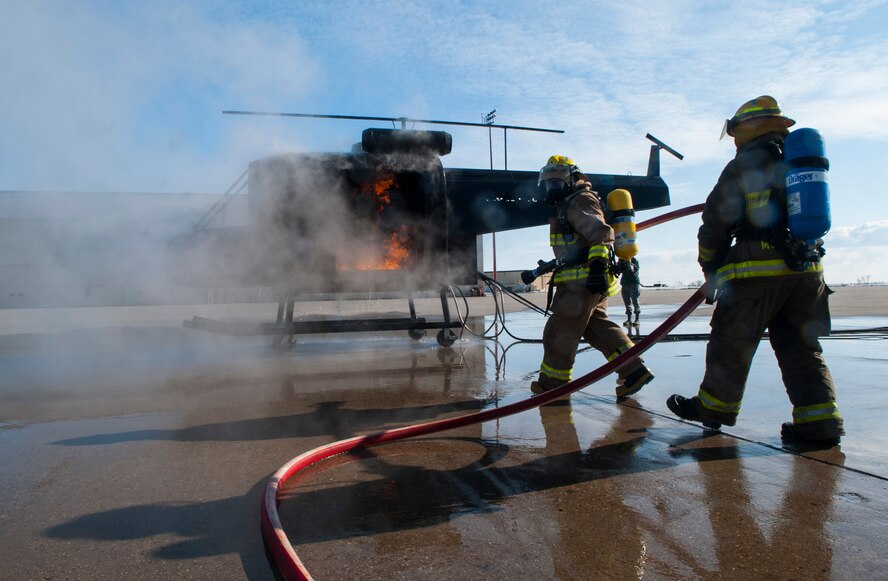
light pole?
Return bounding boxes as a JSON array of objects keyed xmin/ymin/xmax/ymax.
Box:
[
  {"xmin": 484, "ymin": 109, "xmax": 496, "ymax": 169},
  {"xmin": 484, "ymin": 109, "xmax": 497, "ymax": 281},
  {"xmin": 483, "ymin": 110, "xmax": 499, "ymax": 377}
]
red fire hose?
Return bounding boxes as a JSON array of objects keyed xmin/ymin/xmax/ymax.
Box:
[{"xmin": 262, "ymin": 204, "xmax": 706, "ymax": 580}]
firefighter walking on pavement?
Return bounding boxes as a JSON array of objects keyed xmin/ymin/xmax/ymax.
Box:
[
  {"xmin": 666, "ymin": 96, "xmax": 844, "ymax": 446},
  {"xmin": 525, "ymin": 156, "xmax": 654, "ymax": 398}
]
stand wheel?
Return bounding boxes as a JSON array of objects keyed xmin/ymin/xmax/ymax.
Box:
[
  {"xmin": 436, "ymin": 329, "xmax": 457, "ymax": 347},
  {"xmin": 408, "ymin": 328, "xmax": 426, "ymax": 341},
  {"xmin": 271, "ymin": 335, "xmax": 297, "ymax": 353}
]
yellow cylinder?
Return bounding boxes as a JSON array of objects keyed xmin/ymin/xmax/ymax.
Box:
[{"xmin": 607, "ymin": 188, "xmax": 638, "ymax": 260}]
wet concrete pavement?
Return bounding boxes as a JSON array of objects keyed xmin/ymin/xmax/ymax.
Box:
[{"xmin": 1, "ymin": 294, "xmax": 887, "ymax": 579}]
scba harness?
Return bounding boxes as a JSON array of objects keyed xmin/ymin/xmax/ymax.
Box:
[
  {"xmin": 551, "ymin": 192, "xmax": 620, "ymax": 296},
  {"xmin": 719, "ymin": 138, "xmax": 825, "ymax": 285}
]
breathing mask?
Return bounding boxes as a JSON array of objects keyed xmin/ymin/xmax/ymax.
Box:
[{"xmin": 538, "ymin": 161, "xmax": 573, "ymax": 205}]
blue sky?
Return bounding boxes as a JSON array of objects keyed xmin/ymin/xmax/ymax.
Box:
[{"xmin": 2, "ymin": 0, "xmax": 887, "ymax": 285}]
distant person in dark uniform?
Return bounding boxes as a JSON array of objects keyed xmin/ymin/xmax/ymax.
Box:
[{"xmin": 616, "ymin": 257, "xmax": 641, "ymax": 326}]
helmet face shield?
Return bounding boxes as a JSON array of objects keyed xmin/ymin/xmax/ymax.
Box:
[
  {"xmin": 539, "ymin": 174, "xmax": 570, "ymax": 205},
  {"xmin": 537, "ymin": 163, "xmax": 571, "ymax": 186},
  {"xmin": 720, "ymin": 118, "xmax": 732, "ymax": 140},
  {"xmin": 538, "ymin": 157, "xmax": 576, "ymax": 204}
]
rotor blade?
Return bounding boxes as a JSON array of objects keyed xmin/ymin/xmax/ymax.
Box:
[
  {"xmin": 222, "ymin": 110, "xmax": 564, "ymax": 134},
  {"xmin": 407, "ymin": 117, "xmax": 564, "ymax": 133},
  {"xmin": 223, "ymin": 111, "xmax": 400, "ymax": 123}
]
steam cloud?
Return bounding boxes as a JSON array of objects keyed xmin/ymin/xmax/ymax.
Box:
[{"xmin": 170, "ymin": 148, "xmax": 478, "ymax": 297}]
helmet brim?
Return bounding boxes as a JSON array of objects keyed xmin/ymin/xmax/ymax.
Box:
[{"xmin": 724, "ymin": 114, "xmax": 796, "ymax": 139}]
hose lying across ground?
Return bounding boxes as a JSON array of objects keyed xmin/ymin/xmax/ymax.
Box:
[{"xmin": 261, "ymin": 203, "xmax": 706, "ymax": 580}]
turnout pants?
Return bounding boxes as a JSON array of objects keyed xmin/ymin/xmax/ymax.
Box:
[
  {"xmin": 696, "ymin": 273, "xmax": 842, "ymax": 438},
  {"xmin": 538, "ymin": 284, "xmax": 642, "ymax": 389},
  {"xmin": 621, "ymin": 284, "xmax": 640, "ymax": 317}
]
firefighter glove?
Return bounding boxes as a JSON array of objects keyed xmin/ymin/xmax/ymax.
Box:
[{"xmin": 586, "ymin": 260, "xmax": 610, "ymax": 295}]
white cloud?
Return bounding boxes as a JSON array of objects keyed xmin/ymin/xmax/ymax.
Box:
[
  {"xmin": 824, "ymin": 245, "xmax": 888, "ymax": 283},
  {"xmin": 634, "ymin": 247, "xmax": 703, "ymax": 287},
  {"xmin": 828, "ymin": 220, "xmax": 888, "ymax": 246}
]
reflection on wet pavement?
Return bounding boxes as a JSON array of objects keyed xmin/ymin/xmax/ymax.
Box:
[{"xmin": 1, "ymin": 304, "xmax": 887, "ymax": 579}]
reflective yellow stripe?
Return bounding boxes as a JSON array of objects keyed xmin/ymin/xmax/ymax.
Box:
[
  {"xmin": 540, "ymin": 362, "xmax": 572, "ymax": 381},
  {"xmin": 745, "ymin": 189, "xmax": 774, "ymax": 227},
  {"xmin": 606, "ymin": 273, "xmax": 619, "ymax": 296},
  {"xmin": 745, "ymin": 189, "xmax": 771, "ymax": 210},
  {"xmin": 716, "ymin": 259, "xmax": 823, "ymax": 285},
  {"xmin": 607, "ymin": 341, "xmax": 634, "ymax": 361},
  {"xmin": 698, "ymin": 245, "xmax": 717, "ymax": 263},
  {"xmin": 587, "ymin": 244, "xmax": 609, "ymax": 260},
  {"xmin": 736, "ymin": 104, "xmax": 781, "ymax": 121},
  {"xmin": 550, "ymin": 237, "xmax": 608, "ymax": 256},
  {"xmin": 793, "ymin": 402, "xmax": 841, "ymax": 424},
  {"xmin": 552, "ymin": 264, "xmax": 619, "ymax": 294},
  {"xmin": 552, "ymin": 266, "xmax": 590, "ymax": 283},
  {"xmin": 541, "ymin": 406, "xmax": 574, "ymax": 428},
  {"xmin": 547, "ymin": 239, "xmax": 617, "ymax": 289},
  {"xmin": 697, "ymin": 387, "xmax": 741, "ymax": 414},
  {"xmin": 551, "ymin": 234, "xmax": 587, "ymax": 282}
]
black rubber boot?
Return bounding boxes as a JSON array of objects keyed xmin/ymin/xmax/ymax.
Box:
[
  {"xmin": 616, "ymin": 365, "xmax": 654, "ymax": 398},
  {"xmin": 781, "ymin": 422, "xmax": 842, "ymax": 447},
  {"xmin": 531, "ymin": 378, "xmax": 566, "ymax": 394},
  {"xmin": 530, "ymin": 381, "xmax": 548, "ymax": 394},
  {"xmin": 666, "ymin": 394, "xmax": 726, "ymax": 430}
]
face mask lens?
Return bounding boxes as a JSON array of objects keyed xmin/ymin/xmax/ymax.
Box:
[
  {"xmin": 545, "ymin": 179, "xmax": 566, "ymax": 192},
  {"xmin": 538, "ymin": 163, "xmax": 571, "ymax": 186}
]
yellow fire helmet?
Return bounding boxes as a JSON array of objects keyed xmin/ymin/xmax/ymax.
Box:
[
  {"xmin": 720, "ymin": 95, "xmax": 796, "ymax": 145},
  {"xmin": 538, "ymin": 155, "xmax": 578, "ymax": 186}
]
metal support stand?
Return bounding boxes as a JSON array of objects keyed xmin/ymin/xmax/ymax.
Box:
[
  {"xmin": 185, "ymin": 289, "xmax": 462, "ymax": 347},
  {"xmin": 437, "ymin": 288, "xmax": 457, "ymax": 347}
]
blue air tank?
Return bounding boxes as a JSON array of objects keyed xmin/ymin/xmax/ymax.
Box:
[{"xmin": 784, "ymin": 128, "xmax": 831, "ymax": 240}]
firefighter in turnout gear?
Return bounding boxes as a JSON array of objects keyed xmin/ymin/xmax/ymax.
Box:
[
  {"xmin": 530, "ymin": 156, "xmax": 654, "ymax": 398},
  {"xmin": 667, "ymin": 96, "xmax": 844, "ymax": 446}
]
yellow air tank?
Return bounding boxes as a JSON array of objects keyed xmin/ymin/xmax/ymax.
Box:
[{"xmin": 607, "ymin": 188, "xmax": 638, "ymax": 260}]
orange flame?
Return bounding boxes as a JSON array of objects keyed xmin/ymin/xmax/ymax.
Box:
[
  {"xmin": 344, "ymin": 226, "xmax": 414, "ymax": 271},
  {"xmin": 339, "ymin": 174, "xmax": 415, "ymax": 271},
  {"xmin": 365, "ymin": 174, "xmax": 395, "ymax": 211},
  {"xmin": 382, "ymin": 225, "xmax": 412, "ymax": 269}
]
